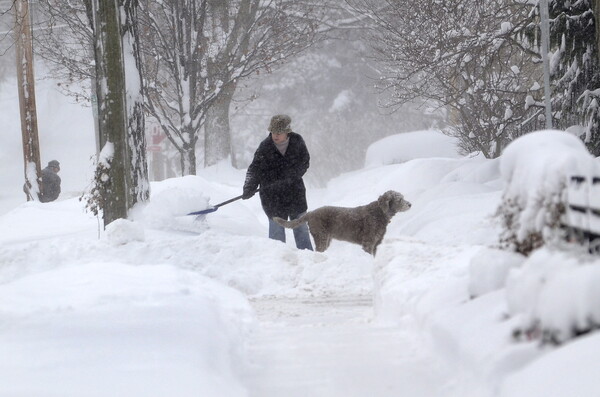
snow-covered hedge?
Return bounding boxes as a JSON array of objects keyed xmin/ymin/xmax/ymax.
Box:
[
  {"xmin": 507, "ymin": 248, "xmax": 600, "ymax": 344},
  {"xmin": 497, "ymin": 130, "xmax": 594, "ymax": 255},
  {"xmin": 496, "ymin": 130, "xmax": 600, "ymax": 345}
]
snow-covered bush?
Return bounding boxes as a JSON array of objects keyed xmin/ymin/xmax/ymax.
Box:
[
  {"xmin": 468, "ymin": 248, "xmax": 525, "ymax": 298},
  {"xmin": 499, "ymin": 131, "xmax": 600, "ymax": 344},
  {"xmin": 497, "ymin": 130, "xmax": 592, "ymax": 255},
  {"xmin": 507, "ymin": 248, "xmax": 600, "ymax": 344}
]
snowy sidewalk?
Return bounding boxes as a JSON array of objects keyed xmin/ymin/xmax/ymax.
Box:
[{"xmin": 243, "ymin": 295, "xmax": 452, "ymax": 397}]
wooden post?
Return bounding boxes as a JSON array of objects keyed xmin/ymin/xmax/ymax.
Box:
[{"xmin": 15, "ymin": 0, "xmax": 42, "ymax": 200}]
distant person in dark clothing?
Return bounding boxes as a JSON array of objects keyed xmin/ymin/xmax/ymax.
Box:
[
  {"xmin": 40, "ymin": 160, "xmax": 61, "ymax": 202},
  {"xmin": 243, "ymin": 115, "xmax": 313, "ymax": 250},
  {"xmin": 24, "ymin": 160, "xmax": 61, "ymax": 202}
]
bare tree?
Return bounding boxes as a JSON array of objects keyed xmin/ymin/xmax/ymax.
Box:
[
  {"xmin": 28, "ymin": 0, "xmax": 341, "ymax": 176},
  {"xmin": 347, "ymin": 0, "xmax": 546, "ymax": 158},
  {"xmin": 0, "ymin": 1, "xmax": 17, "ymax": 69},
  {"xmin": 33, "ymin": 1, "xmax": 95, "ymax": 101},
  {"xmin": 202, "ymin": 0, "xmax": 326, "ymax": 168},
  {"xmin": 139, "ymin": 0, "xmax": 322, "ymax": 174}
]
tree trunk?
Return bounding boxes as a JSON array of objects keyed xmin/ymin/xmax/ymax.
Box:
[
  {"xmin": 121, "ymin": 0, "xmax": 150, "ymax": 205},
  {"xmin": 87, "ymin": 0, "xmax": 149, "ymax": 227},
  {"xmin": 180, "ymin": 144, "xmax": 197, "ymax": 176},
  {"xmin": 91, "ymin": 0, "xmax": 130, "ymax": 226},
  {"xmin": 204, "ymin": 82, "xmax": 235, "ymax": 167},
  {"xmin": 595, "ymin": 0, "xmax": 600, "ymax": 64}
]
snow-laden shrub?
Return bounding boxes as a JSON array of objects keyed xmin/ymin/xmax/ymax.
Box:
[
  {"xmin": 507, "ymin": 248, "xmax": 600, "ymax": 344},
  {"xmin": 468, "ymin": 247, "xmax": 525, "ymax": 298},
  {"xmin": 81, "ymin": 148, "xmax": 114, "ymax": 217},
  {"xmin": 497, "ymin": 130, "xmax": 592, "ymax": 255}
]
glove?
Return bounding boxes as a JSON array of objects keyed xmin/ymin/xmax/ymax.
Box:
[{"xmin": 242, "ymin": 189, "xmax": 256, "ymax": 200}]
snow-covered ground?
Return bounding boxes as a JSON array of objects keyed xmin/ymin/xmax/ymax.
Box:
[{"xmin": 1, "ymin": 80, "xmax": 599, "ymax": 396}]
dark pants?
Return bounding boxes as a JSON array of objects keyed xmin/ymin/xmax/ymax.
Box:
[{"xmin": 268, "ymin": 212, "xmax": 313, "ymax": 250}]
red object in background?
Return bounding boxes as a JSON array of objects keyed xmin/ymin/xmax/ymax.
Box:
[{"xmin": 150, "ymin": 126, "xmax": 167, "ymax": 145}]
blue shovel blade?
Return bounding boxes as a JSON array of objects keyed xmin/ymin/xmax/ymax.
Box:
[{"xmin": 187, "ymin": 207, "xmax": 218, "ymax": 216}]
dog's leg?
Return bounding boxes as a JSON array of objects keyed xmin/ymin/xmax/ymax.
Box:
[
  {"xmin": 324, "ymin": 235, "xmax": 332, "ymax": 251},
  {"xmin": 373, "ymin": 240, "xmax": 384, "ymax": 256},
  {"xmin": 372, "ymin": 244, "xmax": 379, "ymax": 257},
  {"xmin": 370, "ymin": 236, "xmax": 383, "ymax": 256},
  {"xmin": 313, "ymin": 233, "xmax": 329, "ymax": 252},
  {"xmin": 362, "ymin": 243, "xmax": 375, "ymax": 256}
]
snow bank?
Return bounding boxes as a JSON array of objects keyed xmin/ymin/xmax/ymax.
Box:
[
  {"xmin": 325, "ymin": 153, "xmax": 502, "ymax": 247},
  {"xmin": 105, "ymin": 218, "xmax": 145, "ymax": 245},
  {"xmin": 0, "ymin": 199, "xmax": 98, "ymax": 244},
  {"xmin": 366, "ymin": 130, "xmax": 600, "ymax": 397},
  {"xmin": 0, "ymin": 262, "xmax": 255, "ymax": 397},
  {"xmin": 130, "ymin": 175, "xmax": 211, "ymax": 233},
  {"xmin": 137, "ymin": 175, "xmax": 211, "ymax": 218},
  {"xmin": 468, "ymin": 248, "xmax": 525, "ymax": 298},
  {"xmin": 324, "ymin": 153, "xmax": 500, "ymax": 244},
  {"xmin": 364, "ymin": 130, "xmax": 460, "ymax": 168},
  {"xmin": 0, "ymin": 174, "xmax": 373, "ymax": 299},
  {"xmin": 500, "ymin": 332, "xmax": 600, "ymax": 397},
  {"xmin": 378, "ymin": 241, "xmax": 600, "ymax": 396}
]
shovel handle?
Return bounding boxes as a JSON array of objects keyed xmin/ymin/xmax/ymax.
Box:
[
  {"xmin": 214, "ymin": 187, "xmax": 260, "ymax": 208},
  {"xmin": 214, "ymin": 194, "xmax": 243, "ymax": 208}
]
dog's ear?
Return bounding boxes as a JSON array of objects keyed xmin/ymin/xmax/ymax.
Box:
[{"xmin": 378, "ymin": 191, "xmax": 394, "ymax": 216}]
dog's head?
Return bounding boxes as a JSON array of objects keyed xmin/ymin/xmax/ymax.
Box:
[{"xmin": 378, "ymin": 190, "xmax": 411, "ymax": 218}]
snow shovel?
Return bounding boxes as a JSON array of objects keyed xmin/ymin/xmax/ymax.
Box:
[{"xmin": 187, "ymin": 188, "xmax": 259, "ymax": 217}]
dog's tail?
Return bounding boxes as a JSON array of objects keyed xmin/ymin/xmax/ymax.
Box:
[{"xmin": 273, "ymin": 214, "xmax": 309, "ymax": 229}]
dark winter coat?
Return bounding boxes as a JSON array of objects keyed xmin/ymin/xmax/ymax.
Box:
[
  {"xmin": 39, "ymin": 166, "xmax": 61, "ymax": 203},
  {"xmin": 243, "ymin": 132, "xmax": 310, "ymax": 218}
]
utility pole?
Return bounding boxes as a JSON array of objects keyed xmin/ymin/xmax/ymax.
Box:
[
  {"xmin": 15, "ymin": 0, "xmax": 42, "ymax": 200},
  {"xmin": 540, "ymin": 0, "xmax": 553, "ymax": 129}
]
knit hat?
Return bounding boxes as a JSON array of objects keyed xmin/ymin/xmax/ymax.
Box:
[
  {"xmin": 48, "ymin": 160, "xmax": 60, "ymax": 168},
  {"xmin": 268, "ymin": 114, "xmax": 292, "ymax": 134}
]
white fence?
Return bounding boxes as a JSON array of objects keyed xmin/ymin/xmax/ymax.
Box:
[{"xmin": 564, "ymin": 174, "xmax": 600, "ymax": 245}]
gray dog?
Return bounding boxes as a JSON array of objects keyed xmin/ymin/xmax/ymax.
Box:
[{"xmin": 274, "ymin": 190, "xmax": 411, "ymax": 256}]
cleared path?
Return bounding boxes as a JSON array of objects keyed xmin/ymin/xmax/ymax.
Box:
[{"xmin": 243, "ymin": 295, "xmax": 454, "ymax": 397}]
